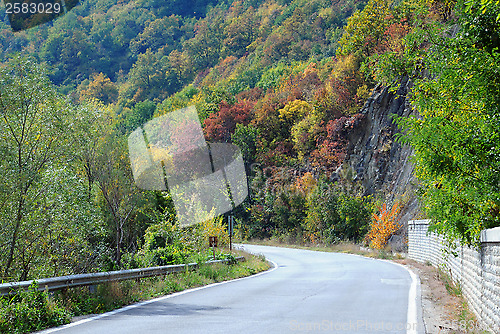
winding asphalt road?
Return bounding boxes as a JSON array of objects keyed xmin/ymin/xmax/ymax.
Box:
[{"xmin": 40, "ymin": 244, "xmax": 424, "ymax": 334}]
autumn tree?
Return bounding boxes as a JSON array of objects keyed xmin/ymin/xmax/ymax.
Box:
[
  {"xmin": 79, "ymin": 73, "xmax": 119, "ymax": 104},
  {"xmin": 311, "ymin": 114, "xmax": 365, "ymax": 172},
  {"xmin": 222, "ymin": 6, "xmax": 258, "ymax": 58},
  {"xmin": 204, "ymin": 100, "xmax": 254, "ymax": 142},
  {"xmin": 127, "ymin": 48, "xmax": 178, "ymax": 101},
  {"xmin": 366, "ymin": 203, "xmax": 401, "ymax": 249},
  {"xmin": 338, "ymin": 0, "xmax": 392, "ymax": 59}
]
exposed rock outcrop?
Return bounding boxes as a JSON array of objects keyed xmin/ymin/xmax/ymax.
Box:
[{"xmin": 344, "ymin": 77, "xmax": 421, "ymax": 224}]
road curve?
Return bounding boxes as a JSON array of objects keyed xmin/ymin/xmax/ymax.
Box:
[{"xmin": 40, "ymin": 244, "xmax": 424, "ymax": 334}]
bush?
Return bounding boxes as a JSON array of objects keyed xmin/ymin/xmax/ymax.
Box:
[
  {"xmin": 135, "ymin": 222, "xmax": 193, "ymax": 267},
  {"xmin": 151, "ymin": 245, "xmax": 190, "ymax": 266},
  {"xmin": 304, "ymin": 178, "xmax": 373, "ymax": 244},
  {"xmin": 366, "ymin": 202, "xmax": 401, "ymax": 249},
  {"xmin": 0, "ymin": 283, "xmax": 71, "ymax": 334},
  {"xmin": 336, "ymin": 194, "xmax": 373, "ymax": 242},
  {"xmin": 193, "ymin": 216, "xmax": 230, "ymax": 250}
]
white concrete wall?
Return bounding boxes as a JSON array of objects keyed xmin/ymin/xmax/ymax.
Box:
[{"xmin": 408, "ymin": 220, "xmax": 500, "ymax": 332}]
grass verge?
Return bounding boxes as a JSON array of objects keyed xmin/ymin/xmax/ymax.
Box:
[{"xmin": 0, "ymin": 250, "xmax": 270, "ymax": 334}]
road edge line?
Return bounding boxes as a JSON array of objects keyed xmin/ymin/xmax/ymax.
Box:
[{"xmin": 389, "ymin": 261, "xmax": 424, "ymax": 334}]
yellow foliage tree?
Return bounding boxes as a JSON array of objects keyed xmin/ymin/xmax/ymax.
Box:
[
  {"xmin": 278, "ymin": 99, "xmax": 312, "ymax": 123},
  {"xmin": 291, "ymin": 111, "xmax": 323, "ymax": 160},
  {"xmin": 366, "ymin": 202, "xmax": 401, "ymax": 249},
  {"xmin": 198, "ymin": 215, "xmax": 230, "ymax": 248},
  {"xmin": 330, "ymin": 54, "xmax": 359, "ymax": 80},
  {"xmin": 338, "ymin": 0, "xmax": 391, "ymax": 58},
  {"xmin": 79, "ymin": 73, "xmax": 118, "ymax": 104},
  {"xmin": 294, "ymin": 172, "xmax": 317, "ymax": 195}
]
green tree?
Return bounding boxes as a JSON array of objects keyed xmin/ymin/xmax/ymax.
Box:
[
  {"xmin": 130, "ymin": 16, "xmax": 182, "ymax": 56},
  {"xmin": 71, "ymin": 102, "xmax": 155, "ymax": 269},
  {"xmin": 122, "ymin": 100, "xmax": 157, "ymax": 132},
  {"xmin": 222, "ymin": 7, "xmax": 258, "ymax": 58},
  {"xmin": 465, "ymin": 0, "xmax": 500, "ymax": 22},
  {"xmin": 183, "ymin": 15, "xmax": 224, "ymax": 71},
  {"xmin": 338, "ymin": 0, "xmax": 392, "ymax": 58},
  {"xmin": 303, "ymin": 179, "xmax": 340, "ymax": 243},
  {"xmin": 336, "ymin": 194, "xmax": 372, "ymax": 242},
  {"xmin": 127, "ymin": 48, "xmax": 175, "ymax": 101},
  {"xmin": 0, "ymin": 57, "xmax": 71, "ymax": 279},
  {"xmin": 390, "ymin": 1, "xmax": 500, "ymax": 245},
  {"xmin": 94, "ymin": 126, "xmax": 152, "ymax": 267},
  {"xmin": 23, "ymin": 167, "xmax": 107, "ymax": 278},
  {"xmin": 231, "ymin": 123, "xmax": 260, "ymax": 164}
]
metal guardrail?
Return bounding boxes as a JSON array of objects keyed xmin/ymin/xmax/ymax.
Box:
[{"xmin": 0, "ymin": 256, "xmax": 245, "ymax": 296}]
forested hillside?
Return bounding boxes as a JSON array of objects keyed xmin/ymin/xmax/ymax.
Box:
[{"xmin": 0, "ymin": 0, "xmax": 499, "ymax": 286}]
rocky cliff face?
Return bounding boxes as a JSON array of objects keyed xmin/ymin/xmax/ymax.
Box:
[{"xmin": 344, "ymin": 77, "xmax": 422, "ymax": 225}]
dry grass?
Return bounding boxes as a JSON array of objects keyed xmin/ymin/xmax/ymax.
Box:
[{"xmin": 245, "ymin": 238, "xmax": 398, "ymax": 259}]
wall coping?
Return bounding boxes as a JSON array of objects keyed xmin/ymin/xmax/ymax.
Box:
[
  {"xmin": 480, "ymin": 226, "xmax": 500, "ymax": 243},
  {"xmin": 408, "ymin": 219, "xmax": 500, "ymax": 243},
  {"xmin": 408, "ymin": 219, "xmax": 431, "ymax": 226}
]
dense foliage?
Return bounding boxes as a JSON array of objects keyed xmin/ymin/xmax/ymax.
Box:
[
  {"xmin": 0, "ymin": 283, "xmax": 71, "ymax": 333},
  {"xmin": 372, "ymin": 0, "xmax": 500, "ymax": 246},
  {"xmin": 0, "ymin": 0, "xmax": 377, "ymax": 283},
  {"xmin": 1, "ymin": 0, "xmax": 498, "ymax": 288}
]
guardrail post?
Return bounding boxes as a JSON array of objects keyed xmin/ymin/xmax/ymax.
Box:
[{"xmin": 60, "ymin": 286, "xmax": 68, "ymax": 299}]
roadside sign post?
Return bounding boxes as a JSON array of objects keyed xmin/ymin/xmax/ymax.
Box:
[
  {"xmin": 209, "ymin": 236, "xmax": 218, "ymax": 260},
  {"xmin": 228, "ymin": 215, "xmax": 234, "ymax": 252}
]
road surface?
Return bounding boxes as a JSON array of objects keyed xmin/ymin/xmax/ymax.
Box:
[{"xmin": 40, "ymin": 244, "xmax": 423, "ymax": 334}]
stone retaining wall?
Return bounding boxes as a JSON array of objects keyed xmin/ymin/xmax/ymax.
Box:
[{"xmin": 408, "ymin": 220, "xmax": 500, "ymax": 332}]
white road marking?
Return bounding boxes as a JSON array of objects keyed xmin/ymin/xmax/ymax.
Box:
[
  {"xmin": 406, "ymin": 268, "xmax": 419, "ymax": 334},
  {"xmin": 380, "ymin": 278, "xmax": 408, "ymax": 286},
  {"xmin": 389, "ymin": 261, "xmax": 419, "ymax": 334}
]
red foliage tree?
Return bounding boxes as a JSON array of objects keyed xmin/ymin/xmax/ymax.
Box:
[
  {"xmin": 375, "ymin": 17, "xmax": 411, "ymax": 55},
  {"xmin": 203, "ymin": 100, "xmax": 254, "ymax": 142},
  {"xmin": 236, "ymin": 87, "xmax": 264, "ymax": 102},
  {"xmin": 311, "ymin": 114, "xmax": 365, "ymax": 171}
]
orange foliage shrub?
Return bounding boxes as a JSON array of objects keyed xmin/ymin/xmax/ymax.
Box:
[
  {"xmin": 294, "ymin": 172, "xmax": 317, "ymax": 196},
  {"xmin": 366, "ymin": 202, "xmax": 401, "ymax": 249}
]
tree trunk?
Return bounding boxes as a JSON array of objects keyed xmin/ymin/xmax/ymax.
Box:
[
  {"xmin": 115, "ymin": 223, "xmax": 121, "ymax": 267},
  {"xmin": 4, "ymin": 196, "xmax": 24, "ymax": 278}
]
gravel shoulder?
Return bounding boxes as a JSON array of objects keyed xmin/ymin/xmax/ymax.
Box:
[{"xmin": 394, "ymin": 259, "xmax": 489, "ymax": 334}]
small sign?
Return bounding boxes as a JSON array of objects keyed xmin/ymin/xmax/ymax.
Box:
[{"xmin": 209, "ymin": 236, "xmax": 218, "ymax": 247}]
